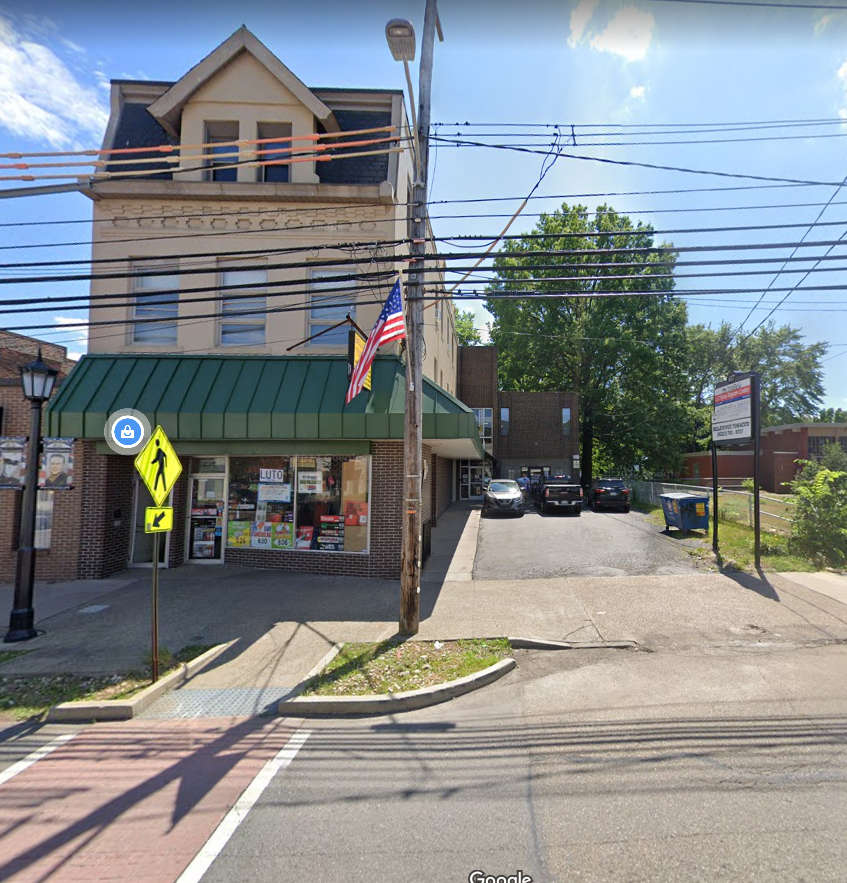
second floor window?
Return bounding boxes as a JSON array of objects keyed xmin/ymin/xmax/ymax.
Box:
[
  {"xmin": 309, "ymin": 270, "xmax": 355, "ymax": 346},
  {"xmin": 205, "ymin": 121, "xmax": 239, "ymax": 182},
  {"xmin": 132, "ymin": 264, "xmax": 179, "ymax": 345},
  {"xmin": 562, "ymin": 408, "xmax": 571, "ymax": 436},
  {"xmin": 472, "ymin": 407, "xmax": 493, "ymax": 453},
  {"xmin": 220, "ymin": 267, "xmax": 266, "ymax": 346},
  {"xmin": 500, "ymin": 407, "xmax": 510, "ymax": 436},
  {"xmin": 258, "ymin": 122, "xmax": 292, "ymax": 183}
]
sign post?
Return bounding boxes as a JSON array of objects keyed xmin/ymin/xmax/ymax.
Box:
[
  {"xmin": 712, "ymin": 372, "xmax": 761, "ymax": 569},
  {"xmin": 134, "ymin": 426, "xmax": 182, "ymax": 681}
]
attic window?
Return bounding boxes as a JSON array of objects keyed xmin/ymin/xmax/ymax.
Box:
[
  {"xmin": 258, "ymin": 122, "xmax": 292, "ymax": 183},
  {"xmin": 205, "ymin": 121, "xmax": 239, "ymax": 182}
]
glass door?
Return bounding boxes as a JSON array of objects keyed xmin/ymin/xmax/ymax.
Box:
[
  {"xmin": 459, "ymin": 461, "xmax": 485, "ymax": 500},
  {"xmin": 188, "ymin": 475, "xmax": 225, "ymax": 561}
]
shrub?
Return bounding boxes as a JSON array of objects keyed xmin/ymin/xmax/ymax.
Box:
[{"xmin": 788, "ymin": 468, "xmax": 847, "ymax": 567}]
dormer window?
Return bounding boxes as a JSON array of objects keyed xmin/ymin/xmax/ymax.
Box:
[
  {"xmin": 258, "ymin": 122, "xmax": 292, "ymax": 183},
  {"xmin": 205, "ymin": 121, "xmax": 239, "ymax": 182}
]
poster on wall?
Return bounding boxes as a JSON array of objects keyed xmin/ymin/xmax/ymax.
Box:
[
  {"xmin": 297, "ymin": 470, "xmax": 321, "ymax": 494},
  {"xmin": 344, "ymin": 500, "xmax": 369, "ymax": 526},
  {"xmin": 227, "ymin": 521, "xmax": 252, "ymax": 547},
  {"xmin": 257, "ymin": 482, "xmax": 292, "ymax": 503},
  {"xmin": 39, "ymin": 438, "xmax": 75, "ymax": 489},
  {"xmin": 272, "ymin": 523, "xmax": 293, "ymax": 549},
  {"xmin": 0, "ymin": 438, "xmax": 26, "ymax": 489},
  {"xmin": 251, "ymin": 522, "xmax": 273, "ymax": 549}
]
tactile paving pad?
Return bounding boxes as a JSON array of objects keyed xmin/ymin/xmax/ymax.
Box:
[{"xmin": 140, "ymin": 686, "xmax": 295, "ymax": 719}]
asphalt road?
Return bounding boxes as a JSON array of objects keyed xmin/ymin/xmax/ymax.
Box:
[
  {"xmin": 199, "ymin": 641, "xmax": 847, "ymax": 883},
  {"xmin": 475, "ymin": 503, "xmax": 702, "ymax": 580}
]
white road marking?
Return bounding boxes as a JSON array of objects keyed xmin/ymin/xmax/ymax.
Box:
[
  {"xmin": 0, "ymin": 731, "xmax": 78, "ymax": 788},
  {"xmin": 175, "ymin": 727, "xmax": 311, "ymax": 883}
]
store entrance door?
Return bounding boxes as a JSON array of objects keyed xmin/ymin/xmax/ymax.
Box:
[
  {"xmin": 188, "ymin": 475, "xmax": 225, "ymax": 561},
  {"xmin": 459, "ymin": 461, "xmax": 485, "ymax": 500}
]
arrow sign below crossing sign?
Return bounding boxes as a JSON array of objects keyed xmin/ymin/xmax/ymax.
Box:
[{"xmin": 145, "ymin": 506, "xmax": 173, "ymax": 534}]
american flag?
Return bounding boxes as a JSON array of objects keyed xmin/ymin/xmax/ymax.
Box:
[{"xmin": 346, "ymin": 279, "xmax": 406, "ymax": 404}]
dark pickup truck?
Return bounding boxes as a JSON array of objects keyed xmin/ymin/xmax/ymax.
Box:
[{"xmin": 534, "ymin": 475, "xmax": 584, "ymax": 515}]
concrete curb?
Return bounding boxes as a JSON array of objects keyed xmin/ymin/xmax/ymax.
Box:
[
  {"xmin": 509, "ymin": 637, "xmax": 638, "ymax": 650},
  {"xmin": 278, "ymin": 656, "xmax": 516, "ymax": 716},
  {"xmin": 45, "ymin": 640, "xmax": 237, "ymax": 723}
]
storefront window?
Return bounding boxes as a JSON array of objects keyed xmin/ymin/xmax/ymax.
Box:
[{"xmin": 226, "ymin": 455, "xmax": 369, "ymax": 554}]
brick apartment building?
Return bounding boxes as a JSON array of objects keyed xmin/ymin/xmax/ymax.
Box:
[
  {"xmin": 456, "ymin": 345, "xmax": 580, "ymax": 497},
  {"xmin": 31, "ymin": 28, "xmax": 481, "ymax": 581},
  {"xmin": 681, "ymin": 422, "xmax": 847, "ymax": 492},
  {"xmin": 0, "ymin": 332, "xmax": 78, "ymax": 582}
]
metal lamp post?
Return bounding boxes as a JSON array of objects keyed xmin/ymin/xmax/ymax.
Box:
[
  {"xmin": 4, "ymin": 350, "xmax": 57, "ymax": 643},
  {"xmin": 386, "ymin": 1, "xmax": 440, "ymax": 635}
]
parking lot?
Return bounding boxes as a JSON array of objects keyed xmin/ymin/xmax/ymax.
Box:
[{"xmin": 474, "ymin": 502, "xmax": 704, "ymax": 580}]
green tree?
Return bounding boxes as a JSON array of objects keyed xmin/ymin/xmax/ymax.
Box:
[
  {"xmin": 811, "ymin": 407, "xmax": 847, "ymax": 423},
  {"xmin": 454, "ymin": 309, "xmax": 483, "ymax": 346},
  {"xmin": 789, "ymin": 467, "xmax": 847, "ymax": 566},
  {"xmin": 485, "ymin": 203, "xmax": 690, "ymax": 480}
]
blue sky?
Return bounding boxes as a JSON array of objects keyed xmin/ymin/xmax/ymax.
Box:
[{"xmin": 0, "ymin": 0, "xmax": 845, "ymax": 410}]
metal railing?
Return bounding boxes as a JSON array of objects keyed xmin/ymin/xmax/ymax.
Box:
[{"xmin": 631, "ymin": 480, "xmax": 795, "ymax": 534}]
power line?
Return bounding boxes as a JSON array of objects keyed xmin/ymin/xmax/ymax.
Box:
[
  {"xmin": 431, "ymin": 131, "xmax": 847, "ymax": 148},
  {"xmin": 431, "ymin": 135, "xmax": 847, "ymax": 188},
  {"xmin": 645, "ymin": 0, "xmax": 847, "ymax": 9},
  {"xmin": 432, "ymin": 117, "xmax": 845, "ymax": 132}
]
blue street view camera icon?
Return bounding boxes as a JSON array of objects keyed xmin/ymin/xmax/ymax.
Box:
[
  {"xmin": 104, "ymin": 410, "xmax": 151, "ymax": 455},
  {"xmin": 113, "ymin": 417, "xmax": 143, "ymax": 448}
]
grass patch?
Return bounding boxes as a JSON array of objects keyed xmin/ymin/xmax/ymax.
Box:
[
  {"xmin": 632, "ymin": 497, "xmax": 816, "ymax": 573},
  {"xmin": 0, "ymin": 643, "xmax": 216, "ymax": 722},
  {"xmin": 0, "ymin": 650, "xmax": 28, "ymax": 666},
  {"xmin": 302, "ymin": 638, "xmax": 512, "ymax": 697}
]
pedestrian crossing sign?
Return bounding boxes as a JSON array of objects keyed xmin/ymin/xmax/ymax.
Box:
[
  {"xmin": 134, "ymin": 425, "xmax": 182, "ymax": 506},
  {"xmin": 145, "ymin": 506, "xmax": 173, "ymax": 533}
]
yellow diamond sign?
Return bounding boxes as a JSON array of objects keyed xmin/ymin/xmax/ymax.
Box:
[
  {"xmin": 135, "ymin": 425, "xmax": 182, "ymax": 506},
  {"xmin": 145, "ymin": 506, "xmax": 173, "ymax": 534}
]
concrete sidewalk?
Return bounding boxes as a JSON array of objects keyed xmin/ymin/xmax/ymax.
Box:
[{"xmin": 1, "ymin": 501, "xmax": 846, "ymax": 718}]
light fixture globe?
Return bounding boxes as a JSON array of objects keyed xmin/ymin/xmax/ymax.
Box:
[
  {"xmin": 20, "ymin": 349, "xmax": 58, "ymax": 403},
  {"xmin": 386, "ymin": 18, "xmax": 416, "ymax": 62}
]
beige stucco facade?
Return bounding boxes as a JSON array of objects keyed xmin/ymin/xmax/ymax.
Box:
[{"xmin": 87, "ymin": 28, "xmax": 458, "ymax": 396}]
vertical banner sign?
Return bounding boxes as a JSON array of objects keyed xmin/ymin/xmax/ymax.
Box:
[
  {"xmin": 347, "ymin": 327, "xmax": 372, "ymax": 393},
  {"xmin": 712, "ymin": 375, "xmax": 753, "ymax": 446},
  {"xmin": 39, "ymin": 438, "xmax": 75, "ymax": 489},
  {"xmin": 0, "ymin": 437, "xmax": 27, "ymax": 489}
]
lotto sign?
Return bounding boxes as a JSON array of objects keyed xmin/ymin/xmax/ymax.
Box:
[
  {"xmin": 251, "ymin": 522, "xmax": 273, "ymax": 549},
  {"xmin": 712, "ymin": 376, "xmax": 754, "ymax": 446}
]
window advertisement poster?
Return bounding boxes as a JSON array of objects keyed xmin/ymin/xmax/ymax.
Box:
[
  {"xmin": 272, "ymin": 522, "xmax": 293, "ymax": 549},
  {"xmin": 251, "ymin": 522, "xmax": 273, "ymax": 549},
  {"xmin": 35, "ymin": 490, "xmax": 53, "ymax": 549},
  {"xmin": 316, "ymin": 515, "xmax": 345, "ymax": 551},
  {"xmin": 297, "ymin": 470, "xmax": 321, "ymax": 494},
  {"xmin": 39, "ymin": 438, "xmax": 75, "ymax": 489},
  {"xmin": 257, "ymin": 482, "xmax": 291, "ymax": 503},
  {"xmin": 295, "ymin": 526, "xmax": 314, "ymax": 549},
  {"xmin": 227, "ymin": 521, "xmax": 252, "ymax": 547},
  {"xmin": 0, "ymin": 437, "xmax": 26, "ymax": 489},
  {"xmin": 712, "ymin": 375, "xmax": 754, "ymax": 446}
]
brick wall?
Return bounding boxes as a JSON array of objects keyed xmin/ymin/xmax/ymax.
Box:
[
  {"xmin": 167, "ymin": 459, "xmax": 191, "ymax": 569},
  {"xmin": 434, "ymin": 455, "xmax": 453, "ymax": 521},
  {"xmin": 498, "ymin": 390, "xmax": 580, "ymax": 472},
  {"xmin": 226, "ymin": 441, "xmax": 404, "ymax": 578},
  {"xmin": 457, "ymin": 346, "xmax": 499, "ymax": 422},
  {"xmin": 0, "ymin": 392, "xmax": 85, "ymax": 583},
  {"xmin": 78, "ymin": 445, "xmax": 135, "ymax": 579}
]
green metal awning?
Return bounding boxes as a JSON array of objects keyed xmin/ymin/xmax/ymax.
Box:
[{"xmin": 46, "ymin": 354, "xmax": 485, "ymax": 459}]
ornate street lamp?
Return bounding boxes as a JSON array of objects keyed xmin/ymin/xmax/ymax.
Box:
[{"xmin": 4, "ymin": 349, "xmax": 58, "ymax": 642}]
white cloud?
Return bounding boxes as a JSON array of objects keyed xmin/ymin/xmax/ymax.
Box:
[
  {"xmin": 569, "ymin": 0, "xmax": 599, "ymax": 47},
  {"xmin": 53, "ymin": 316, "xmax": 88, "ymax": 359},
  {"xmin": 837, "ymin": 59, "xmax": 847, "ymax": 123},
  {"xmin": 590, "ymin": 5, "xmax": 655, "ymax": 62},
  {"xmin": 0, "ymin": 13, "xmax": 108, "ymax": 147},
  {"xmin": 630, "ymin": 85, "xmax": 646, "ymax": 100}
]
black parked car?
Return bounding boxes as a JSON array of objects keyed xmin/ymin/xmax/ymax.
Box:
[
  {"xmin": 482, "ymin": 479, "xmax": 525, "ymax": 517},
  {"xmin": 588, "ymin": 478, "xmax": 631, "ymax": 512}
]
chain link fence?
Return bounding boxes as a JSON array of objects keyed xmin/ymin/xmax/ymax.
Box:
[{"xmin": 630, "ymin": 480, "xmax": 795, "ymax": 534}]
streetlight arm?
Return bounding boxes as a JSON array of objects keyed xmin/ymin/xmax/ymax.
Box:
[{"xmin": 402, "ymin": 59, "xmax": 421, "ymax": 181}]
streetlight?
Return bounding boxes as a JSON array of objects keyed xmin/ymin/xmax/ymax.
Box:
[
  {"xmin": 386, "ymin": 1, "xmax": 440, "ymax": 635},
  {"xmin": 4, "ymin": 349, "xmax": 57, "ymax": 643}
]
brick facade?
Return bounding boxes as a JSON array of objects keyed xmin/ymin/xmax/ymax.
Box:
[
  {"xmin": 0, "ymin": 334, "xmax": 79, "ymax": 583},
  {"xmin": 457, "ymin": 345, "xmax": 581, "ymax": 481}
]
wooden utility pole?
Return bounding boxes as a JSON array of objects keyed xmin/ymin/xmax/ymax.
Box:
[{"xmin": 399, "ymin": 0, "xmax": 438, "ymax": 635}]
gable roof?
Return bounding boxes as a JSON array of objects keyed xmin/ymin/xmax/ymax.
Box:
[{"xmin": 147, "ymin": 26, "xmax": 339, "ymax": 136}]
